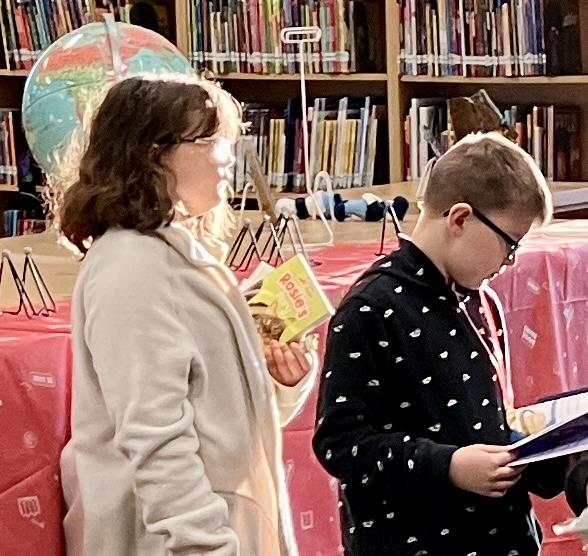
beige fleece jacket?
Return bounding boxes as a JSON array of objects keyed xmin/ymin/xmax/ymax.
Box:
[{"xmin": 61, "ymin": 223, "xmax": 316, "ymax": 556}]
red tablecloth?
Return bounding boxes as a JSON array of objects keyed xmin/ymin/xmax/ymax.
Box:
[
  {"xmin": 0, "ymin": 330, "xmax": 71, "ymax": 556},
  {"xmin": 1, "ymin": 234, "xmax": 586, "ymax": 555},
  {"xmin": 0, "ymin": 301, "xmax": 71, "ymax": 334}
]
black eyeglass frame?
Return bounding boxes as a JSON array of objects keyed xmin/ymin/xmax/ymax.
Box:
[{"xmin": 443, "ymin": 206, "xmax": 520, "ymax": 261}]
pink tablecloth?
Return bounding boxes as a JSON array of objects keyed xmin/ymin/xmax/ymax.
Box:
[
  {"xmin": 492, "ymin": 234, "xmax": 588, "ymax": 556},
  {"xmin": 1, "ymin": 234, "xmax": 587, "ymax": 555},
  {"xmin": 493, "ymin": 235, "xmax": 588, "ymax": 406},
  {"xmin": 0, "ymin": 330, "xmax": 71, "ymax": 556}
]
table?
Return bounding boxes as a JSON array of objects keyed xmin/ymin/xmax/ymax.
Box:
[
  {"xmin": 1, "ymin": 229, "xmax": 587, "ymax": 555},
  {"xmin": 0, "ymin": 330, "xmax": 71, "ymax": 556}
]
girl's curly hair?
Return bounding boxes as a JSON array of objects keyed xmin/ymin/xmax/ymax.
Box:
[{"xmin": 59, "ymin": 74, "xmax": 242, "ymax": 253}]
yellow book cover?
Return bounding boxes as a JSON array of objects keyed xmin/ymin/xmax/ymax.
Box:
[{"xmin": 247, "ymin": 254, "xmax": 335, "ymax": 344}]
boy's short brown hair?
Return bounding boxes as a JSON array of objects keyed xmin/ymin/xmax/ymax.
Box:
[{"xmin": 422, "ymin": 132, "xmax": 553, "ymax": 225}]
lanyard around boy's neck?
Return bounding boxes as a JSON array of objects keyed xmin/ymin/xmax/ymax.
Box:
[{"xmin": 456, "ymin": 288, "xmax": 515, "ymax": 410}]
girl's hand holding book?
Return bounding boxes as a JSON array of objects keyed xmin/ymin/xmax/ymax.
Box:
[{"xmin": 265, "ymin": 340, "xmax": 312, "ymax": 387}]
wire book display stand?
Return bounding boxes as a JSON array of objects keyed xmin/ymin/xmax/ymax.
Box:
[{"xmin": 0, "ymin": 248, "xmax": 56, "ymax": 318}]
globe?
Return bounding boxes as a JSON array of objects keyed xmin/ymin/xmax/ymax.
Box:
[{"xmin": 22, "ymin": 21, "xmax": 195, "ymax": 176}]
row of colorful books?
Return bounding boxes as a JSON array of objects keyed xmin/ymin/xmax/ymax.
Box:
[
  {"xmin": 0, "ymin": 0, "xmax": 92, "ymax": 70},
  {"xmin": 0, "ymin": 108, "xmax": 44, "ymax": 191},
  {"xmin": 188, "ymin": 0, "xmax": 385, "ymax": 74},
  {"xmin": 0, "ymin": 0, "xmax": 175, "ymax": 71},
  {"xmin": 0, "ymin": 108, "xmax": 19, "ymax": 187},
  {"xmin": 233, "ymin": 96, "xmax": 387, "ymax": 193},
  {"xmin": 2, "ymin": 209, "xmax": 46, "ymax": 237},
  {"xmin": 405, "ymin": 98, "xmax": 580, "ymax": 182},
  {"xmin": 399, "ymin": 0, "xmax": 581, "ymax": 77}
]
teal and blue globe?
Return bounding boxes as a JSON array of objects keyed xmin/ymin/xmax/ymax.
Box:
[{"xmin": 22, "ymin": 22, "xmax": 194, "ymax": 175}]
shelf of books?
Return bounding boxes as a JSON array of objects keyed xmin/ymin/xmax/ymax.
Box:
[
  {"xmin": 398, "ymin": 0, "xmax": 588, "ymax": 78},
  {"xmin": 0, "ymin": 108, "xmax": 43, "ymax": 195},
  {"xmin": 180, "ymin": 0, "xmax": 385, "ymax": 76},
  {"xmin": 0, "ymin": 0, "xmax": 177, "ymax": 71},
  {"xmin": 401, "ymin": 75, "xmax": 588, "ymax": 86},
  {"xmin": 0, "ymin": 109, "xmax": 19, "ymax": 191},
  {"xmin": 389, "ymin": 0, "xmax": 588, "ymax": 195},
  {"xmin": 232, "ymin": 96, "xmax": 389, "ymax": 195},
  {"xmin": 403, "ymin": 99, "xmax": 581, "ymax": 183},
  {"xmin": 3, "ymin": 0, "xmax": 588, "ymax": 199},
  {"xmin": 174, "ymin": 0, "xmax": 394, "ymax": 193}
]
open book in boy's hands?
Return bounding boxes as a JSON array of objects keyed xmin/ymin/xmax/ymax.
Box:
[
  {"xmin": 508, "ymin": 390, "xmax": 588, "ymax": 466},
  {"xmin": 240, "ymin": 254, "xmax": 335, "ymax": 347}
]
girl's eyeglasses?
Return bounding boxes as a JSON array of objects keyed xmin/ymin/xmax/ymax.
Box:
[{"xmin": 174, "ymin": 136, "xmax": 226, "ymax": 147}]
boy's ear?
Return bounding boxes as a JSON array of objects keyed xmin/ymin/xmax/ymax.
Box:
[{"xmin": 445, "ymin": 203, "xmax": 473, "ymax": 236}]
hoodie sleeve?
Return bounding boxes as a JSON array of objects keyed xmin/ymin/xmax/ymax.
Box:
[
  {"xmin": 565, "ymin": 458, "xmax": 588, "ymax": 516},
  {"xmin": 272, "ymin": 349, "xmax": 319, "ymax": 427},
  {"xmin": 521, "ymin": 458, "xmax": 566, "ymax": 500},
  {"xmin": 313, "ymin": 297, "xmax": 458, "ymax": 496}
]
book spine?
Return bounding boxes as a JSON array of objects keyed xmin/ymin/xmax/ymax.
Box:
[
  {"xmin": 410, "ymin": 0, "xmax": 418, "ymax": 75},
  {"xmin": 7, "ymin": 110, "xmax": 16, "ymax": 187},
  {"xmin": 248, "ymin": 0, "xmax": 260, "ymax": 72},
  {"xmin": 432, "ymin": 6, "xmax": 439, "ymax": 76},
  {"xmin": 546, "ymin": 104, "xmax": 554, "ymax": 180},
  {"xmin": 0, "ymin": 0, "xmax": 13, "ymax": 69}
]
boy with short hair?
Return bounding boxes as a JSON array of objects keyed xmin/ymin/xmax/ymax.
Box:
[{"xmin": 313, "ymin": 132, "xmax": 565, "ymax": 556}]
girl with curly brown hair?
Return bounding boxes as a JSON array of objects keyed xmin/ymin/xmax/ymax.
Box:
[{"xmin": 59, "ymin": 75, "xmax": 315, "ymax": 556}]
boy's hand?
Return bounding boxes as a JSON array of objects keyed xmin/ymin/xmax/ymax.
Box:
[
  {"xmin": 449, "ymin": 444, "xmax": 525, "ymax": 498},
  {"xmin": 265, "ymin": 340, "xmax": 311, "ymax": 387}
]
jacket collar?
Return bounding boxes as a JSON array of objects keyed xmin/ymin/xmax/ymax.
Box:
[
  {"xmin": 362, "ymin": 238, "xmax": 459, "ymax": 304},
  {"xmin": 154, "ymin": 222, "xmax": 238, "ymax": 282}
]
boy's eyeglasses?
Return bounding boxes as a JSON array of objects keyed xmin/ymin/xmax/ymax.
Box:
[{"xmin": 443, "ymin": 207, "xmax": 520, "ymax": 262}]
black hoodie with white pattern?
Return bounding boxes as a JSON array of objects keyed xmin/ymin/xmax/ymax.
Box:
[{"xmin": 313, "ymin": 239, "xmax": 564, "ymax": 556}]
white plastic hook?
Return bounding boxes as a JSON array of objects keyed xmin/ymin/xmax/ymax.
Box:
[
  {"xmin": 280, "ymin": 27, "xmax": 322, "ymax": 45},
  {"xmin": 280, "ymin": 26, "xmax": 334, "ymax": 249},
  {"xmin": 237, "ymin": 181, "xmax": 254, "ymax": 229}
]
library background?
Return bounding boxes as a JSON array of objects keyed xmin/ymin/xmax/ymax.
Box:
[{"xmin": 1, "ymin": 1, "xmax": 588, "ymax": 555}]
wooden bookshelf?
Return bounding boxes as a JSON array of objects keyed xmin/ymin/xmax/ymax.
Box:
[
  {"xmin": 0, "ymin": 69, "xmax": 28, "ymax": 77},
  {"xmin": 178, "ymin": 0, "xmax": 588, "ymax": 191},
  {"xmin": 386, "ymin": 1, "xmax": 588, "ymax": 189},
  {"xmin": 214, "ymin": 72, "xmax": 389, "ymax": 103},
  {"xmin": 220, "ymin": 72, "xmax": 388, "ymax": 82},
  {"xmin": 4, "ymin": 1, "xmax": 588, "ymax": 195},
  {"xmin": 401, "ymin": 75, "xmax": 588, "ymax": 85}
]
